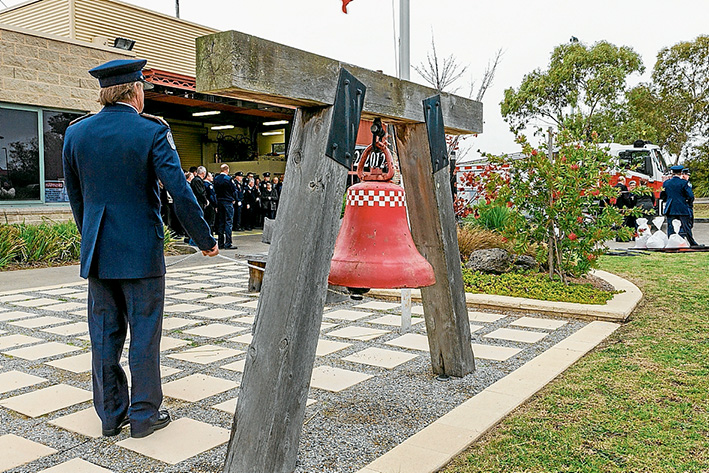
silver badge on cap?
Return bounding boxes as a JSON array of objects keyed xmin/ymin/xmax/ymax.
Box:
[{"xmin": 166, "ymin": 131, "xmax": 176, "ymax": 150}]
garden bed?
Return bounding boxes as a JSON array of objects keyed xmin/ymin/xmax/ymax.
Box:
[{"xmin": 462, "ymin": 269, "xmax": 619, "ymax": 305}]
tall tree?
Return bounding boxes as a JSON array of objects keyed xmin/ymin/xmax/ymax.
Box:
[
  {"xmin": 651, "ymin": 35, "xmax": 709, "ymax": 163},
  {"xmin": 501, "ymin": 41, "xmax": 644, "ymax": 138}
]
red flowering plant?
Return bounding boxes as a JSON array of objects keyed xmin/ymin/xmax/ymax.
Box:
[
  {"xmin": 454, "ymin": 160, "xmax": 510, "ymax": 222},
  {"xmin": 480, "ymin": 129, "xmax": 633, "ymax": 281}
]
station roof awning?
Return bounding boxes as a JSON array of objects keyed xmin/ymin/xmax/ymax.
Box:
[{"xmin": 143, "ymin": 68, "xmax": 293, "ymax": 126}]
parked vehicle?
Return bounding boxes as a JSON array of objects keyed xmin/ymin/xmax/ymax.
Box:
[{"xmin": 455, "ymin": 140, "xmax": 672, "ymax": 210}]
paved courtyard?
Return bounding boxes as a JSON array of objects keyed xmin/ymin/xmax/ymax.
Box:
[{"xmin": 0, "ymin": 259, "xmax": 608, "ymax": 472}]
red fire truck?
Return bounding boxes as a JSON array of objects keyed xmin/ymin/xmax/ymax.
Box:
[{"xmin": 455, "ymin": 140, "xmax": 672, "ymax": 205}]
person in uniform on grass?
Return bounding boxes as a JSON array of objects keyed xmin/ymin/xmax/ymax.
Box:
[{"xmin": 63, "ymin": 59, "xmax": 218, "ymax": 439}]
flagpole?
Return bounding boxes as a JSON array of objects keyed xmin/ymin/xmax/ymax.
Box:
[{"xmin": 398, "ymin": 0, "xmax": 410, "ymax": 80}]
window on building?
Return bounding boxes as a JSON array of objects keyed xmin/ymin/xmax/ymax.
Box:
[
  {"xmin": 43, "ymin": 111, "xmax": 83, "ymax": 203},
  {"xmin": 0, "ymin": 107, "xmax": 40, "ymax": 201}
]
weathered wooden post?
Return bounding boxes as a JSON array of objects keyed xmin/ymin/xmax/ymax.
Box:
[
  {"xmin": 196, "ymin": 30, "xmax": 482, "ymax": 473},
  {"xmin": 394, "ymin": 95, "xmax": 477, "ymax": 376}
]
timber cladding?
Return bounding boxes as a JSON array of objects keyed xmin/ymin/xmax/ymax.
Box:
[
  {"xmin": 196, "ymin": 30, "xmax": 483, "ymax": 135},
  {"xmin": 0, "ymin": 24, "xmax": 132, "ymax": 112}
]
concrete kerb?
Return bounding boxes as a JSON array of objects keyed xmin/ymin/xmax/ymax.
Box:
[
  {"xmin": 369, "ymin": 269, "xmax": 642, "ymax": 323},
  {"xmin": 358, "ymin": 320, "xmax": 621, "ymax": 473}
]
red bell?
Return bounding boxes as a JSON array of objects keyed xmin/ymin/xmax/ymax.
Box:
[{"xmin": 328, "ymin": 139, "xmax": 435, "ymax": 290}]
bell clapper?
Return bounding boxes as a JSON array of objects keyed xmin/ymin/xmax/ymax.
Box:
[{"xmin": 347, "ymin": 287, "xmax": 370, "ymax": 301}]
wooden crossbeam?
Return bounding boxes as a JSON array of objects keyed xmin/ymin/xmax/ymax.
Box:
[{"xmin": 196, "ymin": 30, "xmax": 482, "ymax": 135}]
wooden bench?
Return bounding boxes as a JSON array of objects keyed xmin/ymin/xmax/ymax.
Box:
[{"xmin": 246, "ymin": 254, "xmax": 267, "ymax": 292}]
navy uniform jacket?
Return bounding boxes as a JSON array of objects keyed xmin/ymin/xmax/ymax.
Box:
[
  {"xmin": 660, "ymin": 176, "xmax": 694, "ymax": 216},
  {"xmin": 63, "ymin": 104, "xmax": 215, "ymax": 279},
  {"xmin": 204, "ymin": 180, "xmax": 217, "ymax": 208},
  {"xmin": 213, "ymin": 173, "xmax": 237, "ymax": 203}
]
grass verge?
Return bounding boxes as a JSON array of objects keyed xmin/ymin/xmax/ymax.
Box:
[
  {"xmin": 462, "ymin": 268, "xmax": 619, "ymax": 304},
  {"xmin": 444, "ymin": 252, "xmax": 709, "ymax": 472},
  {"xmin": 695, "ymin": 203, "xmax": 709, "ymax": 219}
]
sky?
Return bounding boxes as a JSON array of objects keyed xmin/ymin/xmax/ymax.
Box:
[{"xmin": 3, "ymin": 0, "xmax": 707, "ymax": 161}]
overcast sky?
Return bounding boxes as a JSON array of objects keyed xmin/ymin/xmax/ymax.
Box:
[{"xmin": 5, "ymin": 0, "xmax": 707, "ymax": 160}]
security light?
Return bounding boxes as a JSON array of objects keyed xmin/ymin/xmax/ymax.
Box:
[
  {"xmin": 113, "ymin": 37, "xmax": 136, "ymax": 51},
  {"xmin": 211, "ymin": 125, "xmax": 235, "ymax": 130},
  {"xmin": 262, "ymin": 120, "xmax": 289, "ymax": 126}
]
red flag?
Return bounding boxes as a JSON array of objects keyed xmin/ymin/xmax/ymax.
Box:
[{"xmin": 342, "ymin": 0, "xmax": 354, "ymax": 13}]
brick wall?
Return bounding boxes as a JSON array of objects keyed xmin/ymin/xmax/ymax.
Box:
[{"xmin": 0, "ymin": 23, "xmax": 133, "ymax": 113}]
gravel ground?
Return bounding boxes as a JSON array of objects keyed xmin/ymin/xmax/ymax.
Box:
[{"xmin": 0, "ymin": 262, "xmax": 588, "ymax": 473}]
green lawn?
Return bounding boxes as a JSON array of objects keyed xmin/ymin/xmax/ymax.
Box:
[
  {"xmin": 695, "ymin": 203, "xmax": 709, "ymax": 219},
  {"xmin": 444, "ymin": 252, "xmax": 709, "ymax": 472}
]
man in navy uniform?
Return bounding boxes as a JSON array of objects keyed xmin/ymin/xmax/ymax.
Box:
[
  {"xmin": 63, "ymin": 59, "xmax": 218, "ymax": 439},
  {"xmin": 214, "ymin": 163, "xmax": 237, "ymax": 249},
  {"xmin": 661, "ymin": 165, "xmax": 696, "ymax": 246}
]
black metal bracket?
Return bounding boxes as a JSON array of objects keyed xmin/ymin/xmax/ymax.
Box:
[
  {"xmin": 423, "ymin": 94, "xmax": 448, "ymax": 173},
  {"xmin": 326, "ymin": 68, "xmax": 366, "ymax": 169}
]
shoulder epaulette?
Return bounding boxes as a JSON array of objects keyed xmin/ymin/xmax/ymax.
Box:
[
  {"xmin": 140, "ymin": 113, "xmax": 170, "ymax": 127},
  {"xmin": 68, "ymin": 113, "xmax": 95, "ymax": 126}
]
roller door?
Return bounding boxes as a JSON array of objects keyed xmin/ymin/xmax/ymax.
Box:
[{"xmin": 171, "ymin": 124, "xmax": 204, "ymax": 170}]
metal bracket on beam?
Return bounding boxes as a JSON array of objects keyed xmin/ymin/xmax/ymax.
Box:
[
  {"xmin": 326, "ymin": 68, "xmax": 366, "ymax": 169},
  {"xmin": 423, "ymin": 95, "xmax": 448, "ymax": 173}
]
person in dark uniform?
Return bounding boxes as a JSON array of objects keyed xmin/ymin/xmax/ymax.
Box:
[
  {"xmin": 260, "ymin": 181, "xmax": 279, "ymax": 220},
  {"xmin": 214, "ymin": 163, "xmax": 237, "ymax": 249},
  {"xmin": 661, "ymin": 165, "xmax": 696, "ymax": 246},
  {"xmin": 62, "ymin": 59, "xmax": 218, "ymax": 439},
  {"xmin": 204, "ymin": 172, "xmax": 217, "ymax": 234},
  {"xmin": 242, "ymin": 178, "xmax": 259, "ymax": 230},
  {"xmin": 232, "ymin": 171, "xmax": 245, "ymax": 231}
]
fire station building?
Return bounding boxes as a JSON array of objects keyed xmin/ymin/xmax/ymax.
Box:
[{"xmin": 0, "ymin": 0, "xmax": 294, "ymax": 222}]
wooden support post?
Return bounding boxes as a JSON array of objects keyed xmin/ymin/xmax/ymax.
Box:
[
  {"xmin": 223, "ymin": 105, "xmax": 348, "ymax": 473},
  {"xmin": 394, "ymin": 123, "xmax": 475, "ymax": 377}
]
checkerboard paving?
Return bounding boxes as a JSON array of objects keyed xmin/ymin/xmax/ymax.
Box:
[{"xmin": 0, "ymin": 261, "xmax": 588, "ymax": 472}]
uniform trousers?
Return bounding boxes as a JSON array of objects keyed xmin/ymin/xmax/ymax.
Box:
[
  {"xmin": 88, "ymin": 275, "xmax": 165, "ymax": 433},
  {"xmin": 216, "ymin": 201, "xmax": 234, "ymax": 247}
]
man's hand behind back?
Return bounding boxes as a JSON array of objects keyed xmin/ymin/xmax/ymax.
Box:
[{"xmin": 202, "ymin": 244, "xmax": 219, "ymax": 257}]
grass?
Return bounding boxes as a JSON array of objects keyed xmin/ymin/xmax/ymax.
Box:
[
  {"xmin": 462, "ymin": 268, "xmax": 618, "ymax": 304},
  {"xmin": 695, "ymin": 203, "xmax": 709, "ymax": 219},
  {"xmin": 444, "ymin": 252, "xmax": 709, "ymax": 472}
]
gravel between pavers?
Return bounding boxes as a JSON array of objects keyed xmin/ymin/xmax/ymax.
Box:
[{"xmin": 0, "ymin": 264, "xmax": 587, "ymax": 473}]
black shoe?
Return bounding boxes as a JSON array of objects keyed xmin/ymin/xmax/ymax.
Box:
[
  {"xmin": 102, "ymin": 417, "xmax": 129, "ymax": 437},
  {"xmin": 224, "ymin": 244, "xmax": 234, "ymax": 249},
  {"xmin": 131, "ymin": 410, "xmax": 171, "ymax": 439}
]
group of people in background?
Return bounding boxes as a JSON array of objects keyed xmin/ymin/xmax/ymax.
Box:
[
  {"xmin": 615, "ymin": 166, "xmax": 698, "ymax": 246},
  {"xmin": 160, "ymin": 163, "xmax": 282, "ymax": 249}
]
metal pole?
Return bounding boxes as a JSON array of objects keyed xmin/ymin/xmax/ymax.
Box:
[
  {"xmin": 175, "ymin": 0, "xmax": 180, "ymax": 18},
  {"xmin": 398, "ymin": 0, "xmax": 410, "ymax": 80},
  {"xmin": 400, "ymin": 288, "xmax": 412, "ymax": 332}
]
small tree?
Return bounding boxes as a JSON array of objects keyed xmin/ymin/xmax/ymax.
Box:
[{"xmin": 480, "ymin": 130, "xmax": 634, "ymax": 281}]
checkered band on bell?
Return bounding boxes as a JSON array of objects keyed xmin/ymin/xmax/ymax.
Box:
[{"xmin": 347, "ymin": 189, "xmax": 406, "ymax": 207}]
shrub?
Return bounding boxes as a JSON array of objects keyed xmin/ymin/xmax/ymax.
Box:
[{"xmin": 466, "ymin": 130, "xmax": 636, "ymax": 281}]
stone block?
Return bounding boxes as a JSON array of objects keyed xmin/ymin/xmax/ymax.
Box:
[
  {"xmin": 13, "ymin": 44, "xmax": 39, "ymax": 59},
  {"xmin": 0, "ymin": 30, "xmax": 27, "ymax": 44},
  {"xmin": 13, "ymin": 68, "xmax": 36, "ymax": 81},
  {"xmin": 23, "ymin": 35, "xmax": 48, "ymax": 48},
  {"xmin": 46, "ymin": 41, "xmax": 69, "ymax": 53}
]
